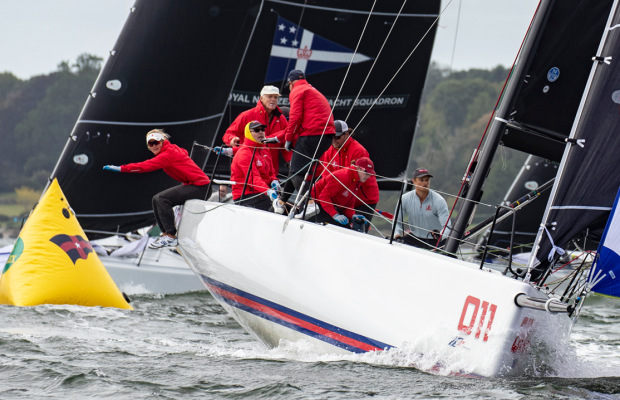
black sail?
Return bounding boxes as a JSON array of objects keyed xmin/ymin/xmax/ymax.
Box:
[
  {"xmin": 207, "ymin": 0, "xmax": 440, "ymax": 189},
  {"xmin": 486, "ymin": 156, "xmax": 558, "ymax": 251},
  {"xmin": 500, "ymin": 0, "xmax": 614, "ymax": 162},
  {"xmin": 532, "ymin": 2, "xmax": 620, "ymax": 276},
  {"xmin": 50, "ymin": 0, "xmax": 262, "ymax": 232}
]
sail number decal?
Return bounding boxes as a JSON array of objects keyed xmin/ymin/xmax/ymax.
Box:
[{"xmin": 457, "ymin": 295, "xmax": 497, "ymax": 342}]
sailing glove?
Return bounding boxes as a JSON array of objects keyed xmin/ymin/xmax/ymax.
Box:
[
  {"xmin": 214, "ymin": 147, "xmax": 233, "ymax": 157},
  {"xmin": 103, "ymin": 165, "xmax": 121, "ymax": 172},
  {"xmin": 270, "ymin": 180, "xmax": 281, "ymax": 192},
  {"xmin": 285, "ymin": 141, "xmax": 294, "ymax": 152},
  {"xmin": 267, "ymin": 189, "xmax": 278, "ymax": 200},
  {"xmin": 352, "ymin": 214, "xmax": 368, "ymax": 225},
  {"xmin": 262, "ymin": 137, "xmax": 279, "ymax": 144},
  {"xmin": 333, "ymin": 214, "xmax": 349, "ymax": 225}
]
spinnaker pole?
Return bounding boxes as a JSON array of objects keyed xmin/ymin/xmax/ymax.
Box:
[{"xmin": 444, "ymin": 0, "xmax": 556, "ymax": 254}]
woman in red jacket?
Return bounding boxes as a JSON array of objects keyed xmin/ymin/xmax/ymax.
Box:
[
  {"xmin": 103, "ymin": 129, "xmax": 211, "ymax": 248},
  {"xmin": 230, "ymin": 121, "xmax": 280, "ymax": 211}
]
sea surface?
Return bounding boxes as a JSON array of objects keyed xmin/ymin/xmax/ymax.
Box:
[{"xmin": 1, "ymin": 286, "xmax": 619, "ymax": 399}]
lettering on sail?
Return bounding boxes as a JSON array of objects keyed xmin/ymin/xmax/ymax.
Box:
[{"xmin": 457, "ymin": 295, "xmax": 497, "ymax": 342}]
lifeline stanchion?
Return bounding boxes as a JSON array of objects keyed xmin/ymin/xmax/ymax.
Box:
[
  {"xmin": 389, "ymin": 179, "xmax": 406, "ymax": 245},
  {"xmin": 240, "ymin": 147, "xmax": 257, "ymax": 200},
  {"xmin": 205, "ymin": 146, "xmax": 228, "ymax": 201},
  {"xmin": 301, "ymin": 160, "xmax": 318, "ymax": 221}
]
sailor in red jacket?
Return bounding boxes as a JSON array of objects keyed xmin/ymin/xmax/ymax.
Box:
[
  {"xmin": 309, "ymin": 157, "xmax": 375, "ymax": 228},
  {"xmin": 318, "ymin": 120, "xmax": 380, "ymax": 230},
  {"xmin": 230, "ymin": 121, "xmax": 280, "ymax": 211},
  {"xmin": 103, "ymin": 129, "xmax": 211, "ymax": 248},
  {"xmin": 219, "ymin": 85, "xmax": 291, "ymax": 172},
  {"xmin": 274, "ymin": 70, "xmax": 336, "ymax": 215}
]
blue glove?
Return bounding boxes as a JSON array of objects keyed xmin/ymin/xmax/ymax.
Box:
[
  {"xmin": 333, "ymin": 214, "xmax": 349, "ymax": 225},
  {"xmin": 214, "ymin": 147, "xmax": 233, "ymax": 156},
  {"xmin": 262, "ymin": 137, "xmax": 279, "ymax": 144},
  {"xmin": 285, "ymin": 141, "xmax": 293, "ymax": 152},
  {"xmin": 103, "ymin": 165, "xmax": 121, "ymax": 172},
  {"xmin": 270, "ymin": 180, "xmax": 281, "ymax": 192},
  {"xmin": 267, "ymin": 189, "xmax": 278, "ymax": 200},
  {"xmin": 352, "ymin": 214, "xmax": 368, "ymax": 225}
]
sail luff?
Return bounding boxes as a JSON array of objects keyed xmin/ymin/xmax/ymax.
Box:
[{"xmin": 527, "ymin": 0, "xmax": 620, "ymax": 279}]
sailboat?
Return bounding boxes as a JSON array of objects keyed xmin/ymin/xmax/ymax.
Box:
[
  {"xmin": 176, "ymin": 0, "xmax": 620, "ymax": 377},
  {"xmin": 47, "ymin": 0, "xmax": 265, "ymax": 293}
]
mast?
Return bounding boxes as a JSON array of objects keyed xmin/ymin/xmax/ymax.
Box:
[{"xmin": 444, "ymin": 0, "xmax": 556, "ymax": 254}]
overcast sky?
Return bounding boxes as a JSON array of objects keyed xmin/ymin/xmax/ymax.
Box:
[{"xmin": 0, "ymin": 0, "xmax": 539, "ymax": 79}]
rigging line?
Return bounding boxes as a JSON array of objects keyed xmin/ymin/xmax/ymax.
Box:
[
  {"xmin": 352, "ymin": 0, "xmax": 455, "ymax": 133},
  {"xmin": 279, "ymin": 0, "xmax": 308, "ymax": 93},
  {"xmin": 206, "ymin": 0, "xmax": 265, "ymax": 164},
  {"xmin": 550, "ymin": 206, "xmax": 612, "ymax": 211},
  {"xmin": 449, "ymin": 0, "xmax": 463, "ymax": 70},
  {"xmin": 77, "ymin": 114, "xmax": 223, "ymax": 127},
  {"xmin": 266, "ymin": 0, "xmax": 438, "ymax": 18},
  {"xmin": 344, "ymin": 0, "xmax": 408, "ymax": 122},
  {"xmin": 308, "ymin": 0, "xmax": 378, "ymax": 164},
  {"xmin": 439, "ymin": 0, "xmax": 542, "ymax": 242}
]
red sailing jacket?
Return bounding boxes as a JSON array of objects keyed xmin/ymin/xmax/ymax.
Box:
[
  {"xmin": 318, "ymin": 138, "xmax": 380, "ymax": 206},
  {"xmin": 120, "ymin": 141, "xmax": 210, "ymax": 186},
  {"xmin": 284, "ymin": 79, "xmax": 335, "ymax": 142},
  {"xmin": 311, "ymin": 168, "xmax": 362, "ymax": 219},
  {"xmin": 231, "ymin": 133, "xmax": 277, "ymax": 200},
  {"xmin": 223, "ymin": 101, "xmax": 291, "ymax": 171}
]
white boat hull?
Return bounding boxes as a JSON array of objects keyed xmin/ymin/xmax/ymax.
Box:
[{"xmin": 177, "ymin": 200, "xmax": 572, "ymax": 377}]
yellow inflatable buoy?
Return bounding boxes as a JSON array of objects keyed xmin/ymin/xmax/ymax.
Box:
[{"xmin": 0, "ymin": 179, "xmax": 132, "ymax": 309}]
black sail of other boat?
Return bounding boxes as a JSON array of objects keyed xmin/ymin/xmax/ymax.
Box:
[
  {"xmin": 530, "ymin": 0, "xmax": 620, "ymax": 279},
  {"xmin": 445, "ymin": 0, "xmax": 615, "ymax": 254},
  {"xmin": 49, "ymin": 0, "xmax": 263, "ymax": 233},
  {"xmin": 201, "ymin": 0, "xmax": 440, "ymax": 189}
]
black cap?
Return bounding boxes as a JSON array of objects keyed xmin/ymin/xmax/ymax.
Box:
[
  {"xmin": 412, "ymin": 168, "xmax": 433, "ymax": 179},
  {"xmin": 287, "ymin": 70, "xmax": 305, "ymax": 83},
  {"xmin": 249, "ymin": 121, "xmax": 267, "ymax": 130}
]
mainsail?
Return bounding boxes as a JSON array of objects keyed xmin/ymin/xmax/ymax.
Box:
[
  {"xmin": 50, "ymin": 0, "xmax": 263, "ymax": 233},
  {"xmin": 531, "ymin": 0, "xmax": 620, "ymax": 279},
  {"xmin": 205, "ymin": 0, "xmax": 441, "ymax": 189}
]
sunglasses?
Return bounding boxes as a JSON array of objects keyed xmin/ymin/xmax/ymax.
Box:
[
  {"xmin": 148, "ymin": 140, "xmax": 161, "ymax": 147},
  {"xmin": 251, "ymin": 128, "xmax": 266, "ymax": 132}
]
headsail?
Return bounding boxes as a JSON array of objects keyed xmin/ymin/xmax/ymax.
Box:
[
  {"xmin": 531, "ymin": 0, "xmax": 620, "ymax": 279},
  {"xmin": 50, "ymin": 0, "xmax": 263, "ymax": 233},
  {"xmin": 590, "ymin": 186, "xmax": 620, "ymax": 298}
]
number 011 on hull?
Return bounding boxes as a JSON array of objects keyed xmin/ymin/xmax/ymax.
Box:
[{"xmin": 176, "ymin": 201, "xmax": 572, "ymax": 377}]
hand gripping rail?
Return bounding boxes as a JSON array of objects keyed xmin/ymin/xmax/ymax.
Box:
[{"xmin": 514, "ymin": 293, "xmax": 574, "ymax": 314}]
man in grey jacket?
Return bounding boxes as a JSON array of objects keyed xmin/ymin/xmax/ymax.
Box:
[{"xmin": 394, "ymin": 168, "xmax": 451, "ymax": 249}]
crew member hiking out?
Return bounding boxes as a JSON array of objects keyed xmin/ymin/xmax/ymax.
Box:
[
  {"xmin": 103, "ymin": 129, "xmax": 211, "ymax": 249},
  {"xmin": 273, "ymin": 70, "xmax": 335, "ymax": 215},
  {"xmin": 394, "ymin": 168, "xmax": 451, "ymax": 250},
  {"xmin": 230, "ymin": 121, "xmax": 280, "ymax": 212},
  {"xmin": 310, "ymin": 157, "xmax": 375, "ymax": 229},
  {"xmin": 317, "ymin": 120, "xmax": 379, "ymax": 230},
  {"xmin": 218, "ymin": 85, "xmax": 291, "ymax": 173}
]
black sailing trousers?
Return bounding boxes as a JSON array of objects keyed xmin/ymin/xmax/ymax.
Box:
[{"xmin": 152, "ymin": 184, "xmax": 211, "ymax": 236}]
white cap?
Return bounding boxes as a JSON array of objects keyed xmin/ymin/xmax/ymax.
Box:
[
  {"xmin": 260, "ymin": 85, "xmax": 281, "ymax": 97},
  {"xmin": 146, "ymin": 131, "xmax": 165, "ymax": 143}
]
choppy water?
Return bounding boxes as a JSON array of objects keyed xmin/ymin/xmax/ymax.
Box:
[{"xmin": 1, "ymin": 287, "xmax": 620, "ymax": 399}]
